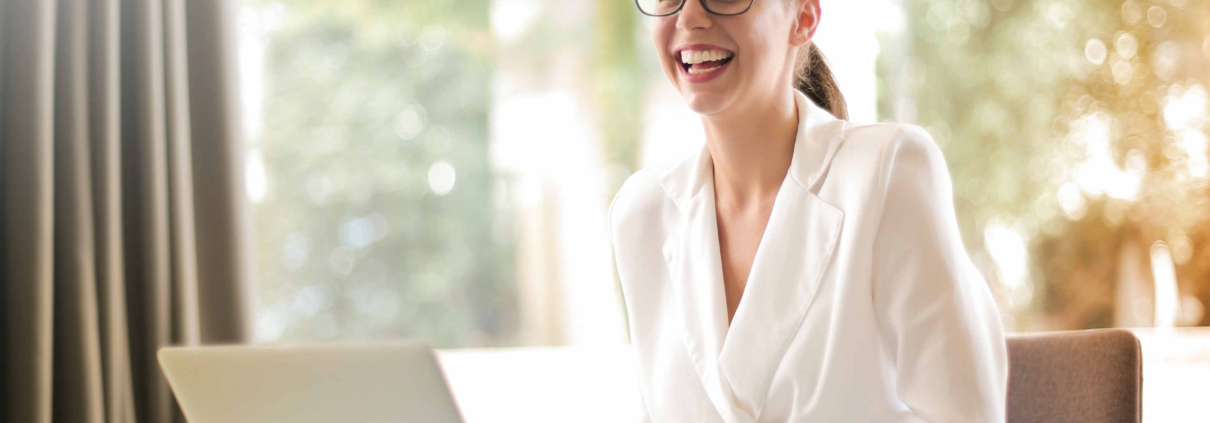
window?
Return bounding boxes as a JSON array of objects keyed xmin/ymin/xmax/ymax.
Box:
[
  {"xmin": 241, "ymin": 0, "xmax": 520, "ymax": 347},
  {"xmin": 240, "ymin": 0, "xmax": 1210, "ymax": 349}
]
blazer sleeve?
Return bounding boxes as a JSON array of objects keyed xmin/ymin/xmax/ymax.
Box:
[
  {"xmin": 870, "ymin": 125, "xmax": 1009, "ymax": 422},
  {"xmin": 607, "ymin": 178, "xmax": 654, "ymax": 423}
]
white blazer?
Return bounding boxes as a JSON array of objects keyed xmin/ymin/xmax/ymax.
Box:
[{"xmin": 607, "ymin": 90, "xmax": 1008, "ymax": 422}]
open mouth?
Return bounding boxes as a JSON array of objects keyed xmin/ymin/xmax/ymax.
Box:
[{"xmin": 677, "ymin": 48, "xmax": 734, "ymax": 76}]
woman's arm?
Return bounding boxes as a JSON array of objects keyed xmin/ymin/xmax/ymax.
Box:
[
  {"xmin": 608, "ymin": 177, "xmax": 655, "ymax": 423},
  {"xmin": 870, "ymin": 125, "xmax": 1009, "ymax": 422}
]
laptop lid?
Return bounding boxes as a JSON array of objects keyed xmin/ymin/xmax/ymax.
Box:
[{"xmin": 158, "ymin": 342, "xmax": 464, "ymax": 423}]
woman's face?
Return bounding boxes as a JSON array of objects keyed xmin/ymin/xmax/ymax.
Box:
[{"xmin": 650, "ymin": 0, "xmax": 816, "ymax": 116}]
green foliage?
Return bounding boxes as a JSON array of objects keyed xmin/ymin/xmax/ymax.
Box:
[
  {"xmin": 250, "ymin": 0, "xmax": 516, "ymax": 347},
  {"xmin": 594, "ymin": 0, "xmax": 647, "ymax": 195}
]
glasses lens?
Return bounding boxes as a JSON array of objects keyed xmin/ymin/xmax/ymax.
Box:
[
  {"xmin": 636, "ymin": 0, "xmax": 683, "ymax": 16},
  {"xmin": 704, "ymin": 0, "xmax": 752, "ymax": 15}
]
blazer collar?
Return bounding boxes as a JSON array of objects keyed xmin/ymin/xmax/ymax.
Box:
[
  {"xmin": 659, "ymin": 90, "xmax": 847, "ymax": 210},
  {"xmin": 657, "ymin": 91, "xmax": 847, "ymax": 422}
]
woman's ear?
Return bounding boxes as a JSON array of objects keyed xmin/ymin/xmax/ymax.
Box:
[{"xmin": 790, "ymin": 0, "xmax": 820, "ymax": 47}]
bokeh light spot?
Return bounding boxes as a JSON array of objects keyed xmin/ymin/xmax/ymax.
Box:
[{"xmin": 428, "ymin": 160, "xmax": 457, "ymax": 196}]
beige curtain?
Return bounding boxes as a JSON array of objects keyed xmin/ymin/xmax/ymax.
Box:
[{"xmin": 0, "ymin": 0, "xmax": 253, "ymax": 422}]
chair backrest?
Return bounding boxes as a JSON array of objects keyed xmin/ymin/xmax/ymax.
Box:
[{"xmin": 1006, "ymin": 329, "xmax": 1142, "ymax": 423}]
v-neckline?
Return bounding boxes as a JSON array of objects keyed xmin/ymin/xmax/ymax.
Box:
[
  {"xmin": 654, "ymin": 89, "xmax": 850, "ymax": 420},
  {"xmin": 707, "ymin": 161, "xmax": 789, "ymax": 331}
]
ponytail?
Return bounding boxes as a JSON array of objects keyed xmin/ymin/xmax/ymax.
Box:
[{"xmin": 794, "ymin": 43, "xmax": 848, "ymax": 120}]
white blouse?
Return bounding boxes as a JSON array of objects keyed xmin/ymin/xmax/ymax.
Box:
[{"xmin": 607, "ymin": 90, "xmax": 1008, "ymax": 422}]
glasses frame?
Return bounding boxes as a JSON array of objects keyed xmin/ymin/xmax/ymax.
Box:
[{"xmin": 634, "ymin": 0, "xmax": 755, "ymax": 17}]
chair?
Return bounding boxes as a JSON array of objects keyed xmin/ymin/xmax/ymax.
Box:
[{"xmin": 1006, "ymin": 329, "xmax": 1143, "ymax": 423}]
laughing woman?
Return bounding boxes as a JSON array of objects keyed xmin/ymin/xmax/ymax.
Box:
[{"xmin": 606, "ymin": 0, "xmax": 1008, "ymax": 421}]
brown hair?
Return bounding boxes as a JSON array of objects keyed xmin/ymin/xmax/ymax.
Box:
[{"xmin": 793, "ymin": 43, "xmax": 848, "ymax": 120}]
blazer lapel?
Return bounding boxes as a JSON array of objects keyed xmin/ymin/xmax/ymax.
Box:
[
  {"xmin": 716, "ymin": 92, "xmax": 848, "ymax": 419},
  {"xmin": 659, "ymin": 91, "xmax": 847, "ymax": 422},
  {"xmin": 716, "ymin": 177, "xmax": 844, "ymax": 419},
  {"xmin": 660, "ymin": 145, "xmax": 747, "ymax": 422}
]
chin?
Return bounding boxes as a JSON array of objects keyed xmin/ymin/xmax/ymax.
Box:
[
  {"xmin": 678, "ymin": 88, "xmax": 739, "ymax": 117},
  {"xmin": 664, "ymin": 64, "xmax": 743, "ymax": 117}
]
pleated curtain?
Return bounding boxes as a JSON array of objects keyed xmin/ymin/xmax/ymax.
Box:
[{"xmin": 0, "ymin": 0, "xmax": 253, "ymax": 422}]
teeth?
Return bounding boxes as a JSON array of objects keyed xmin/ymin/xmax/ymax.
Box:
[
  {"xmin": 687, "ymin": 64, "xmax": 723, "ymax": 75},
  {"xmin": 679, "ymin": 49, "xmax": 733, "ymax": 65}
]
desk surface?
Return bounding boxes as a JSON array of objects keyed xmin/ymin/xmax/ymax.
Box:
[
  {"xmin": 1129, "ymin": 328, "xmax": 1210, "ymax": 423},
  {"xmin": 438, "ymin": 345, "xmax": 644, "ymax": 423},
  {"xmin": 437, "ymin": 329, "xmax": 1210, "ymax": 423}
]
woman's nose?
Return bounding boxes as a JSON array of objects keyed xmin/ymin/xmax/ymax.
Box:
[{"xmin": 676, "ymin": 0, "xmax": 714, "ymax": 31}]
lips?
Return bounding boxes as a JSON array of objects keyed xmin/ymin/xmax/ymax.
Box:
[{"xmin": 673, "ymin": 44, "xmax": 734, "ymax": 82}]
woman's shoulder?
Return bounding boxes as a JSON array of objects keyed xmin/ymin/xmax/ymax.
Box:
[
  {"xmin": 838, "ymin": 121, "xmax": 941, "ymax": 165},
  {"xmin": 606, "ymin": 161, "xmax": 679, "ymax": 246},
  {"xmin": 610, "ymin": 162, "xmax": 675, "ymax": 214},
  {"xmin": 830, "ymin": 121, "xmax": 962, "ymax": 242},
  {"xmin": 830, "ymin": 121, "xmax": 950, "ymax": 191}
]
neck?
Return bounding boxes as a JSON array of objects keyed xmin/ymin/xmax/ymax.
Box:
[{"xmin": 704, "ymin": 90, "xmax": 799, "ymax": 206}]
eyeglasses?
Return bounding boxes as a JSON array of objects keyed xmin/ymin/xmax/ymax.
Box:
[{"xmin": 635, "ymin": 0, "xmax": 755, "ymax": 17}]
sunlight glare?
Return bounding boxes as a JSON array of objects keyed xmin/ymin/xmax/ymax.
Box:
[{"xmin": 984, "ymin": 219, "xmax": 1030, "ymax": 290}]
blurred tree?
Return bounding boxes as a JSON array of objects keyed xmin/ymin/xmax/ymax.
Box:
[
  {"xmin": 594, "ymin": 0, "xmax": 647, "ymax": 195},
  {"xmin": 246, "ymin": 0, "xmax": 517, "ymax": 347},
  {"xmin": 880, "ymin": 0, "xmax": 1210, "ymax": 330}
]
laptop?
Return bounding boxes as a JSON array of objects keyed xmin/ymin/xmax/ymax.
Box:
[{"xmin": 158, "ymin": 341, "xmax": 465, "ymax": 423}]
